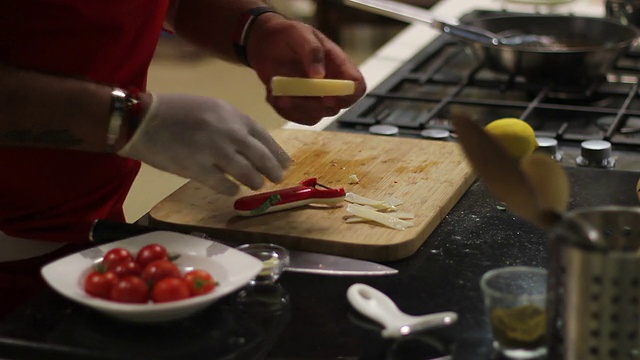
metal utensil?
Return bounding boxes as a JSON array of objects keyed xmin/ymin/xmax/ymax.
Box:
[
  {"xmin": 344, "ymin": 0, "xmax": 550, "ymax": 46},
  {"xmin": 286, "ymin": 249, "xmax": 397, "ymax": 275},
  {"xmin": 547, "ymin": 206, "xmax": 640, "ymax": 359},
  {"xmin": 347, "ymin": 283, "xmax": 458, "ymax": 338},
  {"xmin": 89, "ymin": 219, "xmax": 399, "ymax": 276},
  {"xmin": 233, "ymin": 178, "xmax": 345, "ymax": 217}
]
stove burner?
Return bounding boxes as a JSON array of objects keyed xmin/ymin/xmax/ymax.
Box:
[
  {"xmin": 538, "ymin": 79, "xmax": 613, "ymax": 103},
  {"xmin": 545, "ymin": 92, "xmax": 614, "ymax": 106},
  {"xmin": 596, "ymin": 116, "xmax": 640, "ymax": 134},
  {"xmin": 596, "ymin": 115, "xmax": 616, "ymax": 131}
]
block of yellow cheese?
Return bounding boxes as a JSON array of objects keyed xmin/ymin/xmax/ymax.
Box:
[{"xmin": 271, "ymin": 76, "xmax": 355, "ymax": 96}]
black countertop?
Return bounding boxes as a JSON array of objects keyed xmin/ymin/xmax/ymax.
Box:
[{"xmin": 0, "ymin": 167, "xmax": 638, "ymax": 360}]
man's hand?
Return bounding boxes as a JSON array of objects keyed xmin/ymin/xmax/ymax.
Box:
[
  {"xmin": 246, "ymin": 15, "xmax": 367, "ymax": 126},
  {"xmin": 118, "ymin": 94, "xmax": 292, "ymax": 195}
]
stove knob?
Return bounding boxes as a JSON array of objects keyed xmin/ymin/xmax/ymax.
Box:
[
  {"xmin": 576, "ymin": 140, "xmax": 616, "ymax": 168},
  {"xmin": 420, "ymin": 128, "xmax": 450, "ymax": 140},
  {"xmin": 369, "ymin": 124, "xmax": 399, "ymax": 136},
  {"xmin": 535, "ymin": 137, "xmax": 562, "ymax": 161}
]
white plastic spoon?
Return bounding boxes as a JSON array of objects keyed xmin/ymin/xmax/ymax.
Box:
[{"xmin": 347, "ymin": 283, "xmax": 458, "ymax": 338}]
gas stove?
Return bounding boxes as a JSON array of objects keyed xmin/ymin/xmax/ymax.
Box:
[{"xmin": 328, "ymin": 10, "xmax": 640, "ymax": 172}]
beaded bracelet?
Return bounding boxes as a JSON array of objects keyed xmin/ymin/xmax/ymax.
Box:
[{"xmin": 232, "ymin": 6, "xmax": 278, "ymax": 66}]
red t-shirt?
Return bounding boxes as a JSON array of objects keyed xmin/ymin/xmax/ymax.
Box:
[{"xmin": 0, "ymin": 0, "xmax": 169, "ymax": 242}]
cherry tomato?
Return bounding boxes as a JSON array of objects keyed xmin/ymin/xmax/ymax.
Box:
[
  {"xmin": 102, "ymin": 248, "xmax": 134, "ymax": 269},
  {"xmin": 141, "ymin": 260, "xmax": 181, "ymax": 287},
  {"xmin": 152, "ymin": 277, "xmax": 191, "ymax": 303},
  {"xmin": 111, "ymin": 260, "xmax": 143, "ymax": 277},
  {"xmin": 135, "ymin": 243, "xmax": 169, "ymax": 268},
  {"xmin": 183, "ymin": 269, "xmax": 216, "ymax": 296},
  {"xmin": 110, "ymin": 276, "xmax": 149, "ymax": 303},
  {"xmin": 84, "ymin": 271, "xmax": 119, "ymax": 299}
]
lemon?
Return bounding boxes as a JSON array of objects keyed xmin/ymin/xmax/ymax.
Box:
[{"xmin": 484, "ymin": 118, "xmax": 538, "ymax": 160}]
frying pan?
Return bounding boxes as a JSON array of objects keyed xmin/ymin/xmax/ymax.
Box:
[
  {"xmin": 345, "ymin": 0, "xmax": 640, "ymax": 84},
  {"xmin": 465, "ymin": 14, "xmax": 639, "ymax": 83}
]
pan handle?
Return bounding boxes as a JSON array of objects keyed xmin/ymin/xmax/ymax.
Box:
[{"xmin": 343, "ymin": 0, "xmax": 499, "ymax": 45}]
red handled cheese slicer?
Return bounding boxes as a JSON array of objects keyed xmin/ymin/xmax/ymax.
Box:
[{"xmin": 233, "ymin": 178, "xmax": 346, "ymax": 216}]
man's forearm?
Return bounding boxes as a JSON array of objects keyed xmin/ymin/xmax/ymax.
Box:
[
  {"xmin": 169, "ymin": 0, "xmax": 275, "ymax": 64},
  {"xmin": 0, "ymin": 64, "xmax": 130, "ymax": 152}
]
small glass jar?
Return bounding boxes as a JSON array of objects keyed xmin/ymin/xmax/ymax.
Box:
[{"xmin": 236, "ymin": 243, "xmax": 290, "ymax": 285}]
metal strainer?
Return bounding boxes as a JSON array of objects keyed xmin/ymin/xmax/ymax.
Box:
[{"xmin": 547, "ymin": 206, "xmax": 640, "ymax": 360}]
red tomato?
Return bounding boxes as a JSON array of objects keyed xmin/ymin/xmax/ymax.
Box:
[
  {"xmin": 135, "ymin": 243, "xmax": 169, "ymax": 268},
  {"xmin": 152, "ymin": 277, "xmax": 191, "ymax": 303},
  {"xmin": 84, "ymin": 271, "xmax": 119, "ymax": 299},
  {"xmin": 111, "ymin": 260, "xmax": 143, "ymax": 277},
  {"xmin": 183, "ymin": 269, "xmax": 216, "ymax": 296},
  {"xmin": 110, "ymin": 276, "xmax": 149, "ymax": 303},
  {"xmin": 141, "ymin": 260, "xmax": 181, "ymax": 287},
  {"xmin": 102, "ymin": 248, "xmax": 134, "ymax": 269}
]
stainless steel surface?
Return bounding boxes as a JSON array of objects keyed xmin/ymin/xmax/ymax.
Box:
[
  {"xmin": 421, "ymin": 128, "xmax": 450, "ymax": 139},
  {"xmin": 536, "ymin": 137, "xmax": 563, "ymax": 161},
  {"xmin": 547, "ymin": 206, "xmax": 640, "ymax": 359},
  {"xmin": 576, "ymin": 139, "xmax": 616, "ymax": 168},
  {"xmin": 369, "ymin": 124, "xmax": 400, "ymax": 135},
  {"xmin": 287, "ymin": 249, "xmax": 398, "ymax": 275}
]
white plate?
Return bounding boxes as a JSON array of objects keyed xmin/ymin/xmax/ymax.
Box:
[{"xmin": 41, "ymin": 231, "xmax": 263, "ymax": 323}]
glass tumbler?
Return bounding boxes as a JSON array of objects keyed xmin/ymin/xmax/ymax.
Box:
[{"xmin": 480, "ymin": 266, "xmax": 548, "ymax": 359}]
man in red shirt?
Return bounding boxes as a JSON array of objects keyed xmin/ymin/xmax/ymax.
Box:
[{"xmin": 0, "ymin": 0, "xmax": 366, "ymax": 314}]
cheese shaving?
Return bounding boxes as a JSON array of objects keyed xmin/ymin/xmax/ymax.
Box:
[
  {"xmin": 358, "ymin": 204, "xmax": 398, "ymax": 212},
  {"xmin": 384, "ymin": 197, "xmax": 403, "ymax": 207},
  {"xmin": 346, "ymin": 204, "xmax": 414, "ymax": 230},
  {"xmin": 344, "ymin": 211, "xmax": 415, "ymax": 223},
  {"xmin": 345, "ymin": 192, "xmax": 395, "ymax": 210}
]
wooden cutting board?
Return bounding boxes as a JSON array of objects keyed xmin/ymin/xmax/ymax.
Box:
[{"xmin": 149, "ymin": 128, "xmax": 475, "ymax": 261}]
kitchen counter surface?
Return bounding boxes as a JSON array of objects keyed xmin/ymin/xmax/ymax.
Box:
[{"xmin": 0, "ymin": 167, "xmax": 638, "ymax": 360}]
